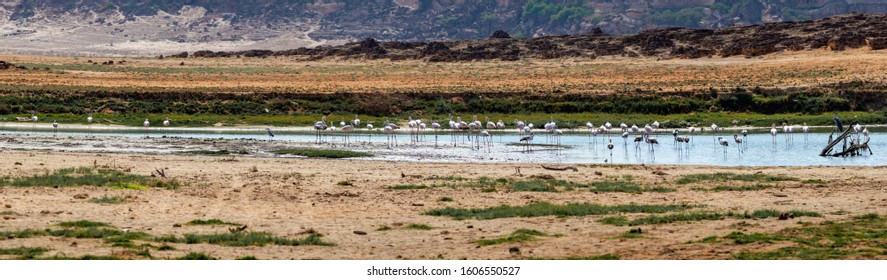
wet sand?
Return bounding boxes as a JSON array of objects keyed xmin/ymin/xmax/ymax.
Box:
[{"xmin": 1, "ymin": 148, "xmax": 885, "ymax": 260}]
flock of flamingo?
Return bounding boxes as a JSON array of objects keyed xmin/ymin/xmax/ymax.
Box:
[{"xmin": 17, "ymin": 112, "xmax": 874, "ymax": 160}]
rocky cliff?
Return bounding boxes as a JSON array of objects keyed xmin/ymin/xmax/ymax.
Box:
[{"xmin": 1, "ymin": 0, "xmax": 886, "ymax": 55}]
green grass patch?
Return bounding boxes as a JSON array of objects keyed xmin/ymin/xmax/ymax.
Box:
[
  {"xmin": 619, "ymin": 228, "xmax": 645, "ymax": 239},
  {"xmin": 530, "ymin": 254, "xmax": 619, "ymax": 260},
  {"xmin": 187, "ymin": 150, "xmax": 249, "ymax": 156},
  {"xmin": 0, "ymin": 167, "xmax": 181, "ymax": 190},
  {"xmin": 425, "ymin": 202, "xmax": 696, "ymax": 220},
  {"xmin": 720, "ymin": 214, "xmax": 887, "ymax": 259},
  {"xmin": 675, "ymin": 172, "xmax": 799, "ymax": 185},
  {"xmin": 88, "ymin": 195, "xmax": 128, "ymax": 204},
  {"xmin": 337, "ymin": 181, "xmax": 353, "ymax": 186},
  {"xmin": 610, "ymin": 210, "xmax": 822, "ymax": 226},
  {"xmin": 0, "ymin": 211, "xmax": 20, "ymax": 216},
  {"xmin": 403, "ymin": 224, "xmax": 434, "ymax": 230},
  {"xmin": 154, "ymin": 232, "xmax": 334, "ymax": 247},
  {"xmin": 597, "ymin": 216, "xmax": 629, "ymax": 226},
  {"xmin": 376, "ymin": 226, "xmax": 392, "ymax": 231},
  {"xmin": 0, "ymin": 246, "xmax": 50, "ymax": 259},
  {"xmin": 693, "ymin": 184, "xmax": 773, "ymax": 192},
  {"xmin": 272, "ymin": 149, "xmax": 372, "ymax": 158},
  {"xmin": 388, "ymin": 184, "xmax": 427, "ymax": 190},
  {"xmin": 186, "ymin": 219, "xmax": 243, "ymax": 227},
  {"xmin": 802, "ymin": 179, "xmax": 827, "ymax": 184},
  {"xmin": 38, "ymin": 255, "xmax": 122, "ymax": 260},
  {"xmin": 438, "ymin": 197, "xmax": 454, "ymax": 202},
  {"xmin": 591, "ymin": 181, "xmax": 675, "ymax": 193},
  {"xmin": 477, "ymin": 229, "xmax": 551, "ymax": 246},
  {"xmin": 157, "ymin": 244, "xmax": 176, "ymax": 251},
  {"xmin": 58, "ymin": 220, "xmax": 111, "ymax": 228},
  {"xmin": 177, "ymin": 252, "xmax": 217, "ymax": 260}
]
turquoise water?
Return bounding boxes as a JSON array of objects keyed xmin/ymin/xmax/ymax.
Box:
[{"xmin": 0, "ymin": 126, "xmax": 881, "ymax": 166}]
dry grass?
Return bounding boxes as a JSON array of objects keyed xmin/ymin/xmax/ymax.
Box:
[{"xmin": 2, "ymin": 50, "xmax": 885, "ymax": 94}]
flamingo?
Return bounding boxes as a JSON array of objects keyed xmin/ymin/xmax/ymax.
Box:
[
  {"xmin": 384, "ymin": 124, "xmax": 395, "ymax": 149},
  {"xmin": 31, "ymin": 112, "xmax": 38, "ymax": 129},
  {"xmin": 645, "ymin": 133, "xmax": 659, "ymax": 153},
  {"xmin": 52, "ymin": 120, "xmax": 59, "ymax": 136},
  {"xmin": 604, "ymin": 122, "xmax": 612, "ymax": 139},
  {"xmin": 314, "ymin": 116, "xmax": 328, "ymax": 144},
  {"xmin": 519, "ymin": 133, "xmax": 534, "ymax": 153},
  {"xmin": 652, "ymin": 121, "xmax": 660, "ymax": 135},
  {"xmin": 431, "ymin": 119, "xmax": 442, "ymax": 147},
  {"xmin": 496, "ymin": 119, "xmax": 505, "ymax": 142},
  {"xmin": 607, "ymin": 139, "xmax": 614, "ymax": 158},
  {"xmin": 672, "ymin": 129, "xmax": 679, "ymax": 143},
  {"xmin": 341, "ymin": 124, "xmax": 354, "ymax": 146},
  {"xmin": 266, "ymin": 128, "xmax": 275, "ymax": 140},
  {"xmin": 366, "ymin": 123, "xmax": 374, "ymax": 143},
  {"xmin": 87, "ymin": 114, "xmax": 94, "ymax": 134},
  {"xmin": 770, "ymin": 123, "xmax": 778, "ymax": 145},
  {"xmin": 143, "ymin": 119, "xmax": 150, "ymax": 137},
  {"xmin": 621, "ymin": 131, "xmax": 629, "ymax": 144},
  {"xmin": 479, "ymin": 130, "xmax": 491, "ymax": 152},
  {"xmin": 688, "ymin": 126, "xmax": 696, "ymax": 144},
  {"xmin": 162, "ymin": 117, "xmax": 170, "ymax": 136},
  {"xmin": 710, "ymin": 123, "xmax": 719, "ymax": 146},
  {"xmin": 620, "ymin": 123, "xmax": 628, "ymax": 132},
  {"xmin": 802, "ymin": 122, "xmax": 809, "ymax": 143},
  {"xmin": 553, "ymin": 129, "xmax": 563, "ymax": 148},
  {"xmin": 717, "ymin": 136, "xmax": 730, "ymax": 157},
  {"xmin": 586, "ymin": 122, "xmax": 594, "ymax": 140},
  {"xmin": 733, "ymin": 134, "xmax": 743, "ymax": 154},
  {"xmin": 408, "ymin": 116, "xmax": 418, "ymax": 144},
  {"xmin": 631, "ymin": 124, "xmax": 639, "ymax": 133},
  {"xmin": 676, "ymin": 136, "xmax": 690, "ymax": 152}
]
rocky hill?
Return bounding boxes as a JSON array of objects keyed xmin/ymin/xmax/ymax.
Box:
[
  {"xmin": 184, "ymin": 13, "xmax": 887, "ymax": 61},
  {"xmin": 1, "ymin": 1, "xmax": 886, "ymax": 56}
]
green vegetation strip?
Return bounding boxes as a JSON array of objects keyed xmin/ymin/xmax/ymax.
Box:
[
  {"xmin": 88, "ymin": 195, "xmax": 128, "ymax": 204},
  {"xmin": 700, "ymin": 214, "xmax": 887, "ymax": 259},
  {"xmin": 675, "ymin": 172, "xmax": 798, "ymax": 185},
  {"xmin": 599, "ymin": 210, "xmax": 822, "ymax": 226},
  {"xmin": 425, "ymin": 202, "xmax": 697, "ymax": 220},
  {"xmin": 0, "ymin": 167, "xmax": 180, "ymax": 190},
  {"xmin": 529, "ymin": 254, "xmax": 619, "ymax": 260},
  {"xmin": 0, "ymin": 220, "xmax": 333, "ymax": 248},
  {"xmin": 154, "ymin": 232, "xmax": 333, "ymax": 247},
  {"xmin": 694, "ymin": 184, "xmax": 774, "ymax": 192},
  {"xmin": 186, "ymin": 219, "xmax": 243, "ymax": 226},
  {"xmin": 478, "ymin": 229, "xmax": 553, "ymax": 246},
  {"xmin": 0, "ymin": 247, "xmax": 50, "ymax": 259},
  {"xmin": 590, "ymin": 181, "xmax": 675, "ymax": 193},
  {"xmin": 273, "ymin": 149, "xmax": 372, "ymax": 158}
]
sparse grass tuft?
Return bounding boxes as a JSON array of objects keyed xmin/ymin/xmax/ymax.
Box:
[
  {"xmin": 88, "ymin": 195, "xmax": 128, "ymax": 204},
  {"xmin": 388, "ymin": 184, "xmax": 427, "ymax": 190},
  {"xmin": 337, "ymin": 181, "xmax": 353, "ymax": 186},
  {"xmin": 591, "ymin": 181, "xmax": 675, "ymax": 193},
  {"xmin": 403, "ymin": 224, "xmax": 434, "ymax": 230},
  {"xmin": 425, "ymin": 202, "xmax": 696, "ymax": 220},
  {"xmin": 529, "ymin": 254, "xmax": 620, "ymax": 260},
  {"xmin": 376, "ymin": 226, "xmax": 392, "ymax": 231},
  {"xmin": 187, "ymin": 150, "xmax": 249, "ymax": 156},
  {"xmin": 273, "ymin": 149, "xmax": 372, "ymax": 158},
  {"xmin": 154, "ymin": 232, "xmax": 334, "ymax": 247},
  {"xmin": 236, "ymin": 256, "xmax": 258, "ymax": 260},
  {"xmin": 186, "ymin": 219, "xmax": 243, "ymax": 226},
  {"xmin": 693, "ymin": 184, "xmax": 773, "ymax": 192},
  {"xmin": 614, "ymin": 210, "xmax": 822, "ymax": 226},
  {"xmin": 598, "ymin": 216, "xmax": 629, "ymax": 226},
  {"xmin": 58, "ymin": 220, "xmax": 110, "ymax": 228},
  {"xmin": 675, "ymin": 173, "xmax": 799, "ymax": 185},
  {"xmin": 0, "ymin": 167, "xmax": 180, "ymax": 190},
  {"xmin": 478, "ymin": 229, "xmax": 551, "ymax": 246},
  {"xmin": 723, "ymin": 215, "xmax": 886, "ymax": 259},
  {"xmin": 177, "ymin": 252, "xmax": 216, "ymax": 260},
  {"xmin": 438, "ymin": 197, "xmax": 454, "ymax": 202},
  {"xmin": 0, "ymin": 246, "xmax": 50, "ymax": 259}
]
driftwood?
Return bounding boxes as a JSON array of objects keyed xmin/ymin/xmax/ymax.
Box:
[
  {"xmin": 541, "ymin": 165, "xmax": 578, "ymax": 172},
  {"xmin": 153, "ymin": 168, "xmax": 166, "ymax": 178}
]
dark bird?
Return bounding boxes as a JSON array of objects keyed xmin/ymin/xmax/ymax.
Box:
[
  {"xmin": 834, "ymin": 116, "xmax": 843, "ymax": 131},
  {"xmin": 266, "ymin": 128, "xmax": 275, "ymax": 138}
]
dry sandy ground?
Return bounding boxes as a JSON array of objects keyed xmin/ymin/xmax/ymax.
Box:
[
  {"xmin": 1, "ymin": 150, "xmax": 885, "ymax": 260},
  {"xmin": 1, "ymin": 49, "xmax": 886, "ymax": 94}
]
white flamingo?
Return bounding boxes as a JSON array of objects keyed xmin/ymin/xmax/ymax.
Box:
[
  {"xmin": 143, "ymin": 119, "xmax": 150, "ymax": 137},
  {"xmin": 366, "ymin": 123, "xmax": 374, "ymax": 143},
  {"xmin": 314, "ymin": 116, "xmax": 328, "ymax": 144},
  {"xmin": 770, "ymin": 123, "xmax": 778, "ymax": 145},
  {"xmin": 718, "ymin": 136, "xmax": 730, "ymax": 158},
  {"xmin": 162, "ymin": 117, "xmax": 170, "ymax": 136},
  {"xmin": 87, "ymin": 114, "xmax": 93, "ymax": 133},
  {"xmin": 431, "ymin": 119, "xmax": 442, "ymax": 147},
  {"xmin": 733, "ymin": 134, "xmax": 744, "ymax": 154},
  {"xmin": 341, "ymin": 124, "xmax": 354, "ymax": 146},
  {"xmin": 802, "ymin": 122, "xmax": 809, "ymax": 143},
  {"xmin": 52, "ymin": 120, "xmax": 59, "ymax": 136}
]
